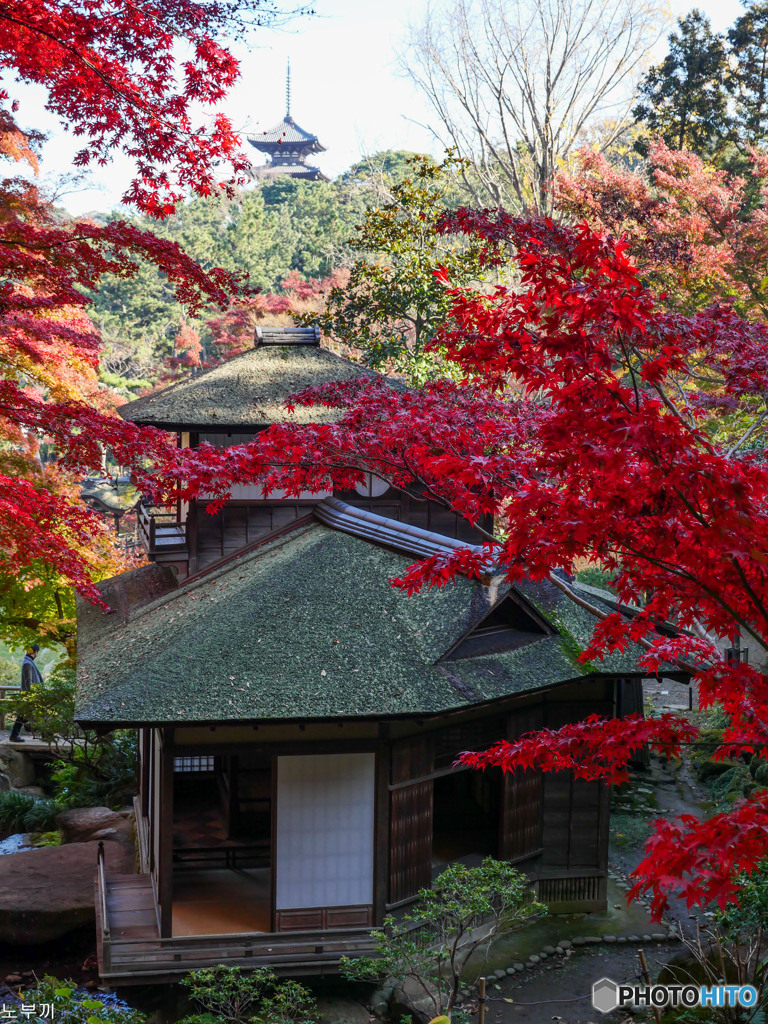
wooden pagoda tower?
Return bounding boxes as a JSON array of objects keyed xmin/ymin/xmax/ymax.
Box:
[{"xmin": 247, "ymin": 62, "xmax": 327, "ymax": 182}]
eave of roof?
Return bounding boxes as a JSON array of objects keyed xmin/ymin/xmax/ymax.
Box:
[{"xmin": 247, "ymin": 116, "xmax": 325, "ymax": 152}]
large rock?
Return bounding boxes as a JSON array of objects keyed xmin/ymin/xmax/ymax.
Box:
[
  {"xmin": 0, "ymin": 747, "xmax": 35, "ymax": 788},
  {"xmin": 315, "ymin": 996, "xmax": 371, "ymax": 1024},
  {"xmin": 0, "ymin": 839, "xmax": 135, "ymax": 943},
  {"xmin": 56, "ymin": 806, "xmax": 133, "ymax": 845}
]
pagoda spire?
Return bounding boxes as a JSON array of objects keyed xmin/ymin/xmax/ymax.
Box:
[{"xmin": 246, "ymin": 60, "xmax": 327, "ymax": 181}]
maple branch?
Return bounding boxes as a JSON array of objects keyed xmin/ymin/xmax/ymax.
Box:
[{"xmin": 727, "ymin": 408, "xmax": 768, "ymax": 458}]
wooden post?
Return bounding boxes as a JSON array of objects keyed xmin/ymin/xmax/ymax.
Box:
[
  {"xmin": 637, "ymin": 948, "xmax": 662, "ymax": 1024},
  {"xmin": 477, "ymin": 976, "xmax": 487, "ymax": 1024},
  {"xmin": 157, "ymin": 729, "xmax": 174, "ymax": 937},
  {"xmin": 373, "ymin": 734, "xmax": 390, "ymax": 924}
]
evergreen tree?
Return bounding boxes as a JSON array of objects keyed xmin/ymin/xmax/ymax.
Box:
[
  {"xmin": 727, "ymin": 1, "xmax": 768, "ymax": 146},
  {"xmin": 633, "ymin": 10, "xmax": 730, "ymax": 156}
]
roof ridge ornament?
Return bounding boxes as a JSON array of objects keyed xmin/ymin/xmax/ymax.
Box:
[
  {"xmin": 286, "ymin": 58, "xmax": 291, "ymax": 119},
  {"xmin": 254, "ymin": 325, "xmax": 320, "ymax": 347}
]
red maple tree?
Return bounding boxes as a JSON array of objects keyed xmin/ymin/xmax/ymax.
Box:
[
  {"xmin": 138, "ymin": 213, "xmax": 768, "ymax": 917},
  {"xmin": 0, "ymin": 0, "xmax": 263, "ymax": 633},
  {"xmin": 5, "ymin": 1, "xmax": 768, "ymax": 918}
]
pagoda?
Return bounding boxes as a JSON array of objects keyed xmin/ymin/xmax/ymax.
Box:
[{"xmin": 247, "ymin": 62, "xmax": 327, "ymax": 181}]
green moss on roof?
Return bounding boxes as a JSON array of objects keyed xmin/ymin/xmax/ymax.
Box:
[
  {"xmin": 76, "ymin": 526, "xmax": 649, "ymax": 726},
  {"xmin": 118, "ymin": 345, "xmax": 391, "ymax": 428},
  {"xmin": 80, "ymin": 478, "xmax": 139, "ymax": 514}
]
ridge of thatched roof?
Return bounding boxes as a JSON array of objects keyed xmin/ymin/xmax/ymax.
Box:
[{"xmin": 118, "ymin": 344, "xmax": 387, "ymax": 430}]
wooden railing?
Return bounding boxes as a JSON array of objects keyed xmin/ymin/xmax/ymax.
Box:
[
  {"xmin": 102, "ymin": 924, "xmax": 376, "ymax": 981},
  {"xmin": 137, "ymin": 504, "xmax": 188, "ymax": 556}
]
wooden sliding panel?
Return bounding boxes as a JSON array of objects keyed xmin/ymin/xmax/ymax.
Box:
[
  {"xmin": 499, "ymin": 768, "xmax": 543, "ymax": 862},
  {"xmin": 389, "ymin": 781, "xmax": 433, "ymax": 904},
  {"xmin": 388, "ymin": 734, "xmax": 434, "ymax": 906},
  {"xmin": 499, "ymin": 707, "xmax": 544, "ymax": 862}
]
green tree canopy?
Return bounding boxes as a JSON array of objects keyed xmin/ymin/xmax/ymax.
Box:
[
  {"xmin": 303, "ymin": 154, "xmax": 491, "ymax": 383},
  {"xmin": 633, "ymin": 10, "xmax": 730, "ymax": 156},
  {"xmin": 727, "ymin": 1, "xmax": 768, "ymax": 147}
]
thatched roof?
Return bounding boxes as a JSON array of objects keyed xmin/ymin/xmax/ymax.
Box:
[
  {"xmin": 118, "ymin": 343, "xmax": 384, "ymax": 430},
  {"xmin": 75, "ymin": 502, "xmax": 652, "ymax": 727}
]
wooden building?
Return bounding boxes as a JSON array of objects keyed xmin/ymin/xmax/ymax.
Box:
[
  {"xmin": 247, "ymin": 63, "xmax": 327, "ymax": 182},
  {"xmin": 77, "ymin": 328, "xmax": 654, "ymax": 986}
]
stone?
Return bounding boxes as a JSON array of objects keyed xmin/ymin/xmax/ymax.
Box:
[
  {"xmin": 16, "ymin": 785, "xmax": 45, "ymax": 799},
  {"xmin": 90, "ymin": 828, "xmax": 119, "ymax": 841},
  {"xmin": 0, "ymin": 748, "xmax": 34, "ymax": 789},
  {"xmin": 584, "ymin": 936, "xmax": 602, "ymax": 945},
  {"xmin": 651, "ymin": 933, "xmax": 668, "ymax": 941},
  {"xmin": 506, "ymin": 967, "xmax": 516, "ymax": 976},
  {"xmin": 641, "ymin": 934, "xmax": 653, "ymax": 942},
  {"xmin": 539, "ymin": 952, "xmax": 548, "ymax": 960},
  {"xmin": 542, "ymin": 945, "xmax": 556, "ymax": 954},
  {"xmin": 315, "ymin": 996, "xmax": 372, "ymax": 1024},
  {"xmin": 0, "ymin": 839, "xmax": 135, "ymax": 944},
  {"xmin": 557, "ymin": 940, "xmax": 572, "ymax": 950},
  {"xmin": 603, "ymin": 935, "xmax": 617, "ymax": 943},
  {"xmin": 617, "ymin": 936, "xmax": 628, "ymax": 944},
  {"xmin": 494, "ymin": 969, "xmax": 506, "ymax": 979},
  {"xmin": 514, "ymin": 963, "xmax": 525, "ymax": 972},
  {"xmin": 389, "ymin": 980, "xmax": 441, "ymax": 1024},
  {"xmin": 528, "ymin": 954, "xmax": 540, "ymax": 964},
  {"xmin": 4, "ymin": 976, "xmax": 21, "ymax": 986},
  {"xmin": 627, "ymin": 935, "xmax": 641, "ymax": 942},
  {"xmin": 572, "ymin": 936, "xmax": 586, "ymax": 946},
  {"xmin": 56, "ymin": 807, "xmax": 134, "ymax": 846}
]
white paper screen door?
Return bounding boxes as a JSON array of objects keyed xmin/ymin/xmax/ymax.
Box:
[{"xmin": 275, "ymin": 752, "xmax": 375, "ymax": 910}]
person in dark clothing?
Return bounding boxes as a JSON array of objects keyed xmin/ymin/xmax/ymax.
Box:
[{"xmin": 9, "ymin": 644, "xmax": 41, "ymax": 742}]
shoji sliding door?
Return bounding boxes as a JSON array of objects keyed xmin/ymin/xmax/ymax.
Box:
[{"xmin": 274, "ymin": 752, "xmax": 375, "ymax": 930}]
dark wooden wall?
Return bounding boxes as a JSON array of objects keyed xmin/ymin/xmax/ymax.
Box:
[{"xmin": 389, "ymin": 735, "xmax": 434, "ymax": 905}]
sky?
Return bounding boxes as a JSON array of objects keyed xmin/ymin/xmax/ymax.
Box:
[{"xmin": 10, "ymin": 0, "xmax": 746, "ymax": 216}]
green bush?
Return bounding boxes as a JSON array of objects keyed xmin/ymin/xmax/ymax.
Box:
[
  {"xmin": 49, "ymin": 731, "xmax": 138, "ymax": 809},
  {"xmin": 0, "ymin": 791, "xmax": 61, "ymax": 834},
  {"xmin": 575, "ymin": 566, "xmax": 615, "ymax": 590},
  {"xmin": 342, "ymin": 859, "xmax": 545, "ymax": 1019},
  {"xmin": 180, "ymin": 966, "xmax": 317, "ymax": 1024}
]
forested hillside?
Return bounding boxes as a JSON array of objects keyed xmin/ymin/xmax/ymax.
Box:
[{"xmin": 87, "ymin": 151, "xmax": 440, "ymax": 396}]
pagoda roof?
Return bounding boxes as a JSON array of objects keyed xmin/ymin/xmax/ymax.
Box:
[
  {"xmin": 251, "ymin": 162, "xmax": 328, "ymax": 181},
  {"xmin": 118, "ymin": 340, "xmax": 393, "ymax": 431},
  {"xmin": 248, "ymin": 115, "xmax": 325, "ymax": 154},
  {"xmin": 75, "ymin": 500, "xmax": 656, "ymax": 727}
]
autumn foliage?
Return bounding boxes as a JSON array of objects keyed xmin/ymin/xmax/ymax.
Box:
[
  {"xmin": 4, "ymin": 0, "xmax": 768, "ymax": 924},
  {"xmin": 132, "ymin": 211, "xmax": 768, "ymax": 917},
  {"xmin": 0, "ymin": 0, "xmax": 256, "ymax": 641}
]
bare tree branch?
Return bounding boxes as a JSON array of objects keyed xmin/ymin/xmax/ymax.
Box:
[{"xmin": 398, "ymin": 0, "xmax": 669, "ymax": 212}]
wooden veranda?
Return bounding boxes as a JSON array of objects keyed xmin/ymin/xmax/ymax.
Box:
[{"xmin": 95, "ymin": 851, "xmax": 377, "ymax": 985}]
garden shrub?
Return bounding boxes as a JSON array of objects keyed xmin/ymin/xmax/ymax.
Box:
[
  {"xmin": 179, "ymin": 966, "xmax": 317, "ymax": 1024},
  {"xmin": 0, "ymin": 792, "xmax": 61, "ymax": 834}
]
